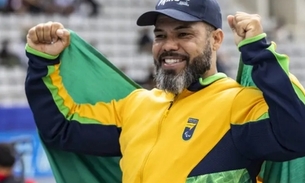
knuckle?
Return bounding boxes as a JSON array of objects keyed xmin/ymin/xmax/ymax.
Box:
[
  {"xmin": 53, "ymin": 22, "xmax": 64, "ymax": 28},
  {"xmin": 28, "ymin": 27, "xmax": 35, "ymax": 35},
  {"xmin": 236, "ymin": 21, "xmax": 243, "ymax": 27},
  {"xmin": 254, "ymin": 14, "xmax": 261, "ymax": 18},
  {"xmin": 35, "ymin": 23, "xmax": 44, "ymax": 30},
  {"xmin": 235, "ymin": 15, "xmax": 242, "ymax": 22},
  {"xmin": 44, "ymin": 22, "xmax": 51, "ymax": 29},
  {"xmin": 249, "ymin": 14, "xmax": 261, "ymax": 22},
  {"xmin": 251, "ymin": 17, "xmax": 261, "ymax": 24},
  {"xmin": 44, "ymin": 26, "xmax": 51, "ymax": 32}
]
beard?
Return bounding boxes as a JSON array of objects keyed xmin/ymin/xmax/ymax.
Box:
[{"xmin": 154, "ymin": 42, "xmax": 212, "ymax": 94}]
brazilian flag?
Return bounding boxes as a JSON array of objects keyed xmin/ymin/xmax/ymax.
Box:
[
  {"xmin": 237, "ymin": 59, "xmax": 305, "ymax": 183},
  {"xmin": 41, "ymin": 30, "xmax": 140, "ymax": 183}
]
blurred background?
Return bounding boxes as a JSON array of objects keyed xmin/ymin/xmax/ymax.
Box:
[{"xmin": 0, "ymin": 0, "xmax": 304, "ymax": 182}]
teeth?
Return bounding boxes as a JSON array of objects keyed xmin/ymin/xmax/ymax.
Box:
[{"xmin": 164, "ymin": 59, "xmax": 180, "ymax": 64}]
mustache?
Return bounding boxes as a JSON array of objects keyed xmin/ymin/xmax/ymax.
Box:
[{"xmin": 158, "ymin": 51, "xmax": 189, "ymax": 62}]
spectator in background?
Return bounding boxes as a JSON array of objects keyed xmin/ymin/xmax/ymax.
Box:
[
  {"xmin": 0, "ymin": 0, "xmax": 9, "ymax": 12},
  {"xmin": 0, "ymin": 0, "xmax": 101, "ymax": 16},
  {"xmin": 0, "ymin": 0, "xmax": 18, "ymax": 13},
  {"xmin": 21, "ymin": 0, "xmax": 44, "ymax": 14},
  {"xmin": 78, "ymin": 0, "xmax": 101, "ymax": 17},
  {"xmin": 137, "ymin": 28, "xmax": 153, "ymax": 54},
  {"xmin": 0, "ymin": 39, "xmax": 21, "ymax": 68},
  {"xmin": 0, "ymin": 143, "xmax": 20, "ymax": 183},
  {"xmin": 0, "ymin": 0, "xmax": 44, "ymax": 14},
  {"xmin": 51, "ymin": 0, "xmax": 75, "ymax": 16},
  {"xmin": 50, "ymin": 0, "xmax": 101, "ymax": 17},
  {"xmin": 0, "ymin": 143, "xmax": 36, "ymax": 183}
]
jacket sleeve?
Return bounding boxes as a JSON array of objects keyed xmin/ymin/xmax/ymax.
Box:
[
  {"xmin": 230, "ymin": 33, "xmax": 305, "ymax": 161},
  {"xmin": 25, "ymin": 45, "xmax": 125, "ymax": 156}
]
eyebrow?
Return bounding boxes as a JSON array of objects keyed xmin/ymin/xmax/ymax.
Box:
[{"xmin": 153, "ymin": 24, "xmax": 193, "ymax": 33}]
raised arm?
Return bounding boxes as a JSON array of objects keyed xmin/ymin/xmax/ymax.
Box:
[
  {"xmin": 228, "ymin": 13, "xmax": 305, "ymax": 161},
  {"xmin": 25, "ymin": 22, "xmax": 124, "ymax": 156}
]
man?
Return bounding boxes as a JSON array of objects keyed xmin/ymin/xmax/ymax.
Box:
[{"xmin": 24, "ymin": 0, "xmax": 305, "ymax": 182}]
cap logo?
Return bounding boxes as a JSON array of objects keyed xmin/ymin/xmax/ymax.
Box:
[{"xmin": 158, "ymin": 0, "xmax": 190, "ymax": 7}]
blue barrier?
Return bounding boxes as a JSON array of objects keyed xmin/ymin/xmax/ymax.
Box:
[
  {"xmin": 0, "ymin": 107, "xmax": 36, "ymax": 132},
  {"xmin": 0, "ymin": 107, "xmax": 53, "ymax": 178}
]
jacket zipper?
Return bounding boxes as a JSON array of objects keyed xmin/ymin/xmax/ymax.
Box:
[{"xmin": 139, "ymin": 95, "xmax": 176, "ymax": 182}]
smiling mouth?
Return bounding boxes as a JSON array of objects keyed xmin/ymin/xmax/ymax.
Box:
[
  {"xmin": 164, "ymin": 58, "xmax": 183, "ymax": 64},
  {"xmin": 158, "ymin": 52, "xmax": 188, "ymax": 67},
  {"xmin": 160, "ymin": 58, "xmax": 187, "ymax": 70}
]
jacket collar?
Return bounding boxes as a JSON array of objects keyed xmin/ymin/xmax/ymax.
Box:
[{"xmin": 187, "ymin": 73, "xmax": 227, "ymax": 92}]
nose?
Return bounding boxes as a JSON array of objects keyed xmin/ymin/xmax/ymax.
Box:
[{"xmin": 162, "ymin": 38, "xmax": 179, "ymax": 52}]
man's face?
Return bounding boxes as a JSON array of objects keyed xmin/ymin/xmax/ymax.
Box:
[{"xmin": 152, "ymin": 15, "xmax": 213, "ymax": 94}]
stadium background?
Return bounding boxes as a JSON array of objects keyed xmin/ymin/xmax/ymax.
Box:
[{"xmin": 0, "ymin": 0, "xmax": 304, "ymax": 182}]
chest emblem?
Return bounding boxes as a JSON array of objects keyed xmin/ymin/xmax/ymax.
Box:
[{"xmin": 182, "ymin": 118, "xmax": 199, "ymax": 140}]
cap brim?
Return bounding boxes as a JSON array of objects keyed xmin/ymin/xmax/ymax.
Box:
[{"xmin": 137, "ymin": 9, "xmax": 201, "ymax": 26}]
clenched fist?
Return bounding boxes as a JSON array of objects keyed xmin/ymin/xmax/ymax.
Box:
[
  {"xmin": 227, "ymin": 12, "xmax": 264, "ymax": 46},
  {"xmin": 27, "ymin": 22, "xmax": 71, "ymax": 56}
]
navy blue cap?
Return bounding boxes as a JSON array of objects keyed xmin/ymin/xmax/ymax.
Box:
[{"xmin": 137, "ymin": 0, "xmax": 222, "ymax": 29}]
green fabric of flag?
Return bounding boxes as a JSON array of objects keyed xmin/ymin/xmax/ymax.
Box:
[
  {"xmin": 41, "ymin": 30, "xmax": 140, "ymax": 183},
  {"xmin": 236, "ymin": 59, "xmax": 305, "ymax": 183}
]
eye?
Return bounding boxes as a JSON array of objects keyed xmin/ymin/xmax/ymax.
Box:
[
  {"xmin": 178, "ymin": 32, "xmax": 191, "ymax": 38},
  {"xmin": 154, "ymin": 34, "xmax": 166, "ymax": 39}
]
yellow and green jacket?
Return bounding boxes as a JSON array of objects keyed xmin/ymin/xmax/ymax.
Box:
[{"xmin": 25, "ymin": 34, "xmax": 305, "ymax": 183}]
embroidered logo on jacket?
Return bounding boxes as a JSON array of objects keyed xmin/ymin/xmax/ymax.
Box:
[{"xmin": 182, "ymin": 118, "xmax": 199, "ymax": 140}]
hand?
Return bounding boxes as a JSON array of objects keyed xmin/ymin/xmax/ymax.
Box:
[
  {"xmin": 26, "ymin": 22, "xmax": 71, "ymax": 56},
  {"xmin": 227, "ymin": 12, "xmax": 263, "ymax": 46}
]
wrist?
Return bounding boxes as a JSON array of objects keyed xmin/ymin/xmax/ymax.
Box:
[
  {"xmin": 238, "ymin": 33, "xmax": 267, "ymax": 48},
  {"xmin": 25, "ymin": 44, "xmax": 59, "ymax": 60}
]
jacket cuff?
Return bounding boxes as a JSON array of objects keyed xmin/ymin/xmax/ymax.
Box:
[
  {"xmin": 238, "ymin": 33, "xmax": 267, "ymax": 48},
  {"xmin": 238, "ymin": 33, "xmax": 272, "ymax": 65},
  {"xmin": 25, "ymin": 44, "xmax": 60, "ymax": 67},
  {"xmin": 25, "ymin": 44, "xmax": 59, "ymax": 60}
]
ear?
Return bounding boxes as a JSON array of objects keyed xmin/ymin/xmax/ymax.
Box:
[{"xmin": 211, "ymin": 29, "xmax": 224, "ymax": 51}]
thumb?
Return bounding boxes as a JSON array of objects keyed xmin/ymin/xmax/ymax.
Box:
[
  {"xmin": 56, "ymin": 29, "xmax": 70, "ymax": 47},
  {"xmin": 227, "ymin": 15, "xmax": 235, "ymax": 33}
]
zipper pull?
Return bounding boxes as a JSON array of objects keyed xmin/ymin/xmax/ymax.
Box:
[
  {"xmin": 168, "ymin": 94, "xmax": 177, "ymax": 110},
  {"xmin": 168, "ymin": 101, "xmax": 174, "ymax": 110}
]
